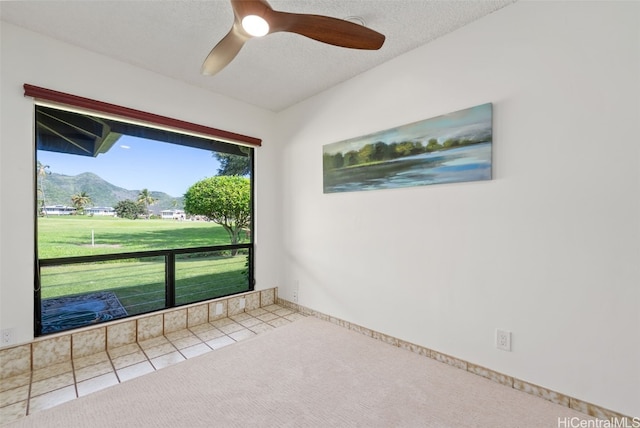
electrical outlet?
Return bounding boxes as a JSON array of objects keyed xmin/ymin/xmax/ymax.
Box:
[
  {"xmin": 496, "ymin": 329, "xmax": 511, "ymax": 352},
  {"xmin": 239, "ymin": 298, "xmax": 246, "ymax": 309},
  {"xmin": 1, "ymin": 328, "xmax": 15, "ymax": 346},
  {"xmin": 215, "ymin": 303, "xmax": 224, "ymax": 315},
  {"xmin": 292, "ymin": 280, "xmax": 299, "ymax": 302}
]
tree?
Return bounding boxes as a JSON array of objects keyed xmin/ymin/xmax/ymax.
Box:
[
  {"xmin": 36, "ymin": 161, "xmax": 50, "ymax": 216},
  {"xmin": 332, "ymin": 152, "xmax": 344, "ymax": 169},
  {"xmin": 343, "ymin": 151, "xmax": 359, "ymax": 167},
  {"xmin": 184, "ymin": 176, "xmax": 251, "ymax": 251},
  {"xmin": 372, "ymin": 142, "xmax": 390, "ymax": 161},
  {"xmin": 214, "ymin": 152, "xmax": 250, "ymax": 176},
  {"xmin": 137, "ymin": 189, "xmax": 157, "ymax": 218},
  {"xmin": 426, "ymin": 138, "xmax": 442, "ymax": 152},
  {"xmin": 442, "ymin": 138, "xmax": 460, "ymax": 149},
  {"xmin": 357, "ymin": 144, "xmax": 374, "ymax": 164},
  {"xmin": 395, "ymin": 141, "xmax": 416, "ymax": 157},
  {"xmin": 114, "ymin": 199, "xmax": 145, "ymax": 220},
  {"xmin": 323, "ymin": 152, "xmax": 344, "ymax": 171},
  {"xmin": 71, "ymin": 191, "xmax": 92, "ymax": 215}
]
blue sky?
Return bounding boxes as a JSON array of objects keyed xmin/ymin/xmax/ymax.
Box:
[{"xmin": 37, "ymin": 135, "xmax": 221, "ymax": 197}]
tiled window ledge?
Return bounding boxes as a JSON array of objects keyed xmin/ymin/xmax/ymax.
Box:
[
  {"xmin": 276, "ymin": 298, "xmax": 633, "ymax": 423},
  {"xmin": 0, "ymin": 288, "xmax": 277, "ymax": 378}
]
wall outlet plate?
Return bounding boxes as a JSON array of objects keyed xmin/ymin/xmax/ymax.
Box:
[
  {"xmin": 496, "ymin": 329, "xmax": 512, "ymax": 352},
  {"xmin": 1, "ymin": 328, "xmax": 16, "ymax": 346},
  {"xmin": 293, "ymin": 280, "xmax": 299, "ymax": 302}
]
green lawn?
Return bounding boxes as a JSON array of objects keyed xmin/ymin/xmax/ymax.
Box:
[
  {"xmin": 40, "ymin": 252, "xmax": 248, "ymax": 315},
  {"xmin": 37, "ymin": 216, "xmax": 236, "ymax": 259},
  {"xmin": 38, "ymin": 216, "xmax": 251, "ymax": 318}
]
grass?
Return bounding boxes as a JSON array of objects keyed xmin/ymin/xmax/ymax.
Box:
[
  {"xmin": 37, "ymin": 216, "xmax": 251, "ymax": 318},
  {"xmin": 37, "ymin": 216, "xmax": 235, "ymax": 259},
  {"xmin": 40, "ymin": 252, "xmax": 248, "ymax": 315}
]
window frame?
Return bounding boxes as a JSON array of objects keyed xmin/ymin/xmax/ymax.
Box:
[{"xmin": 27, "ymin": 85, "xmax": 259, "ymax": 337}]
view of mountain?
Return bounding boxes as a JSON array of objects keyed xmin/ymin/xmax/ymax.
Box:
[{"xmin": 39, "ymin": 172, "xmax": 184, "ymax": 213}]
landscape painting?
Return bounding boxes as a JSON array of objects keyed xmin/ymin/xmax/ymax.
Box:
[{"xmin": 323, "ymin": 103, "xmax": 492, "ymax": 193}]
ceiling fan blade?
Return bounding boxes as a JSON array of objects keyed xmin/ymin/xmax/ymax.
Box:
[
  {"xmin": 201, "ymin": 26, "xmax": 249, "ymax": 75},
  {"xmin": 267, "ymin": 11, "xmax": 385, "ymax": 50}
]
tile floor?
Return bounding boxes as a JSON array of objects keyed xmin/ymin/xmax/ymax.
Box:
[{"xmin": 0, "ymin": 304, "xmax": 306, "ymax": 425}]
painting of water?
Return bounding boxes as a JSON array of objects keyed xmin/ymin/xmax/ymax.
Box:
[{"xmin": 323, "ymin": 103, "xmax": 492, "ymax": 193}]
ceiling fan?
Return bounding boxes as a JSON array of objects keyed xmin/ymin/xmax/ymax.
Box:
[{"xmin": 201, "ymin": 0, "xmax": 386, "ymax": 76}]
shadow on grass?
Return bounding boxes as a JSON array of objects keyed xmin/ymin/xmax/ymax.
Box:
[
  {"xmin": 40, "ymin": 227, "xmax": 231, "ymax": 258},
  {"xmin": 87, "ymin": 227, "xmax": 233, "ymax": 251},
  {"xmin": 39, "ymin": 249, "xmax": 251, "ymax": 333},
  {"xmin": 110, "ymin": 271, "xmax": 249, "ymax": 317},
  {"xmin": 38, "ymin": 221, "xmax": 246, "ymax": 258},
  {"xmin": 40, "ymin": 269, "xmax": 249, "ymax": 333}
]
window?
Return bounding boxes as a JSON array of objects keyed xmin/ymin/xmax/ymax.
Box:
[{"xmin": 33, "ymin": 103, "xmax": 256, "ymax": 336}]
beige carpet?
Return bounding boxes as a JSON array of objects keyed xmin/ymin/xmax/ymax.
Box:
[{"xmin": 8, "ymin": 317, "xmax": 592, "ymax": 427}]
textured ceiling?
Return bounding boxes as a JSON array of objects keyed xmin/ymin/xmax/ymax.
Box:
[{"xmin": 0, "ymin": 1, "xmax": 515, "ymax": 112}]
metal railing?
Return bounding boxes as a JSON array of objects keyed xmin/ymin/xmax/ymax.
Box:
[{"xmin": 35, "ymin": 244, "xmax": 253, "ymax": 336}]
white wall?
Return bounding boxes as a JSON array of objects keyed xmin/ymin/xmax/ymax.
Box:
[
  {"xmin": 0, "ymin": 23, "xmax": 281, "ymax": 345},
  {"xmin": 277, "ymin": 1, "xmax": 639, "ymax": 417},
  {"xmin": 2, "ymin": 0, "xmax": 639, "ymax": 417}
]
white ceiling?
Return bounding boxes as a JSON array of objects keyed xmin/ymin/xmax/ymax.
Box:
[{"xmin": 0, "ymin": 0, "xmax": 515, "ymax": 112}]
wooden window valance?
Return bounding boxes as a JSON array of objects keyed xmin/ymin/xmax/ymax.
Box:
[{"xmin": 24, "ymin": 84, "xmax": 261, "ymax": 147}]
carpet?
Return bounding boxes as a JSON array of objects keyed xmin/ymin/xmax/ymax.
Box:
[
  {"xmin": 8, "ymin": 317, "xmax": 594, "ymax": 427},
  {"xmin": 41, "ymin": 291, "xmax": 128, "ymax": 334}
]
